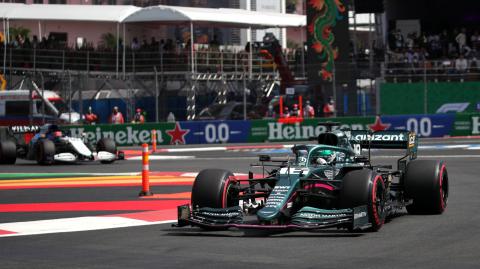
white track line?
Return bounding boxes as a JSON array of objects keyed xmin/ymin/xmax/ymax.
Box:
[{"xmin": 0, "ymin": 217, "xmax": 176, "ymax": 238}]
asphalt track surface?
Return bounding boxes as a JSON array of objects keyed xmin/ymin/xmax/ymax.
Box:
[{"xmin": 1, "ymin": 139, "xmax": 480, "ymax": 268}]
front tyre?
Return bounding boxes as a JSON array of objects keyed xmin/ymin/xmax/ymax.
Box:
[
  {"xmin": 36, "ymin": 139, "xmax": 55, "ymax": 165},
  {"xmin": 96, "ymin": 138, "xmax": 116, "ymax": 164},
  {"xmin": 191, "ymin": 169, "xmax": 238, "ymax": 209},
  {"xmin": 405, "ymin": 160, "xmax": 448, "ymax": 214},
  {"xmin": 340, "ymin": 169, "xmax": 386, "ymax": 232}
]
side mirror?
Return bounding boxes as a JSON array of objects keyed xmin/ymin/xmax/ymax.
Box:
[{"xmin": 259, "ymin": 155, "xmax": 271, "ymax": 162}]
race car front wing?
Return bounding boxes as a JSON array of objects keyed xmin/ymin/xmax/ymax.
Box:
[{"xmin": 175, "ymin": 205, "xmax": 371, "ymax": 231}]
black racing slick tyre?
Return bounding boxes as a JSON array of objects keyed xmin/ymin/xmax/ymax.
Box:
[
  {"xmin": 405, "ymin": 160, "xmax": 448, "ymax": 214},
  {"xmin": 36, "ymin": 139, "xmax": 55, "ymax": 165},
  {"xmin": 191, "ymin": 169, "xmax": 238, "ymax": 209},
  {"xmin": 96, "ymin": 138, "xmax": 116, "ymax": 164},
  {"xmin": 340, "ymin": 169, "xmax": 386, "ymax": 232},
  {"xmin": 0, "ymin": 140, "xmax": 17, "ymax": 164}
]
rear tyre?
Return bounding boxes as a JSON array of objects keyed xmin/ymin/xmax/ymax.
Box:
[
  {"xmin": 191, "ymin": 169, "xmax": 238, "ymax": 209},
  {"xmin": 36, "ymin": 139, "xmax": 55, "ymax": 165},
  {"xmin": 340, "ymin": 169, "xmax": 386, "ymax": 232},
  {"xmin": 0, "ymin": 140, "xmax": 17, "ymax": 164},
  {"xmin": 96, "ymin": 138, "xmax": 116, "ymax": 164},
  {"xmin": 405, "ymin": 160, "xmax": 448, "ymax": 214}
]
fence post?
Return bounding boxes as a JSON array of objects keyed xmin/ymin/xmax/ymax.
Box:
[
  {"xmin": 423, "ymin": 61, "xmax": 427, "ymax": 114},
  {"xmin": 62, "ymin": 50, "xmax": 65, "ymax": 72}
]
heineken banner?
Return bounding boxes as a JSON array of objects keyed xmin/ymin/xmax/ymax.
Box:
[
  {"xmin": 64, "ymin": 113, "xmax": 480, "ymax": 146},
  {"xmin": 450, "ymin": 113, "xmax": 480, "ymax": 136},
  {"xmin": 66, "ymin": 120, "xmax": 251, "ymax": 146}
]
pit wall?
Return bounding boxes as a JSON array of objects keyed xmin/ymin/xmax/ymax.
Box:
[{"xmin": 62, "ymin": 113, "xmax": 480, "ymax": 146}]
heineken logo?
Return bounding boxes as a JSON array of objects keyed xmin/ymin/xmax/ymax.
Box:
[
  {"xmin": 267, "ymin": 122, "xmax": 365, "ymax": 140},
  {"xmin": 69, "ymin": 126, "xmax": 163, "ymax": 145}
]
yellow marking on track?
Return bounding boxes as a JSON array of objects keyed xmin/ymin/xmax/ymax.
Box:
[{"xmin": 0, "ymin": 175, "xmax": 194, "ymax": 188}]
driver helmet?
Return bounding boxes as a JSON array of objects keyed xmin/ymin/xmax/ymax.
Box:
[{"xmin": 316, "ymin": 149, "xmax": 336, "ymax": 164}]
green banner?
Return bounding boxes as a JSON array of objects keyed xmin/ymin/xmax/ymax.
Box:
[
  {"xmin": 380, "ymin": 82, "xmax": 480, "ymax": 115},
  {"xmin": 451, "ymin": 113, "xmax": 480, "ymax": 136},
  {"xmin": 248, "ymin": 117, "xmax": 375, "ymax": 142}
]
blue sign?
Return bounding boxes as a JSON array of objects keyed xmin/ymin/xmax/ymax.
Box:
[
  {"xmin": 180, "ymin": 120, "xmax": 251, "ymax": 144},
  {"xmin": 381, "ymin": 114, "xmax": 455, "ymax": 138}
]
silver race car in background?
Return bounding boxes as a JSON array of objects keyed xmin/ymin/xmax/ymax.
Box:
[{"xmin": 0, "ymin": 124, "xmax": 121, "ymax": 165}]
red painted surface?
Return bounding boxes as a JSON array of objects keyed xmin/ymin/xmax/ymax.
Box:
[
  {"xmin": 0, "ymin": 181, "xmax": 193, "ymax": 190},
  {"xmin": 108, "ymin": 208, "xmax": 178, "ymax": 222},
  {"xmin": 0, "ymin": 229, "xmax": 16, "ymax": 235},
  {"xmin": 0, "ymin": 200, "xmax": 189, "ymax": 213}
]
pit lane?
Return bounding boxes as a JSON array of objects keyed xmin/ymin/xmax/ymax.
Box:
[{"xmin": 0, "ymin": 139, "xmax": 479, "ymax": 268}]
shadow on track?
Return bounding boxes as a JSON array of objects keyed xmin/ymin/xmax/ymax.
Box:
[{"xmin": 162, "ymin": 228, "xmax": 365, "ymax": 238}]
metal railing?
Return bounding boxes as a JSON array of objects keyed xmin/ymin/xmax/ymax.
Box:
[
  {"xmin": 0, "ymin": 47, "xmax": 307, "ymax": 78},
  {"xmin": 384, "ymin": 60, "xmax": 480, "ymax": 82}
]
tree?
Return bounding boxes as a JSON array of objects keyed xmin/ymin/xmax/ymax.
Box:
[
  {"xmin": 8, "ymin": 26, "xmax": 31, "ymax": 40},
  {"xmin": 99, "ymin": 32, "xmax": 121, "ymax": 51}
]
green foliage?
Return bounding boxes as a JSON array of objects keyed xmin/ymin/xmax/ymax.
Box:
[
  {"xmin": 9, "ymin": 26, "xmax": 30, "ymax": 39},
  {"xmin": 99, "ymin": 32, "xmax": 121, "ymax": 50}
]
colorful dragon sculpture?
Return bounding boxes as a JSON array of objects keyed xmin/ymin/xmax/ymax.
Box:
[{"xmin": 308, "ymin": 0, "xmax": 346, "ymax": 81}]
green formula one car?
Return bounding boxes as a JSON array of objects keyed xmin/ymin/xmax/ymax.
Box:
[{"xmin": 175, "ymin": 123, "xmax": 449, "ymax": 232}]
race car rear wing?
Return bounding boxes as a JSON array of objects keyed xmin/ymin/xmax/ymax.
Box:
[{"xmin": 350, "ymin": 130, "xmax": 418, "ymax": 160}]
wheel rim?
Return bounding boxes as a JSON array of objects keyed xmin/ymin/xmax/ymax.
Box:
[
  {"xmin": 223, "ymin": 181, "xmax": 239, "ymax": 208},
  {"xmin": 372, "ymin": 176, "xmax": 386, "ymax": 225}
]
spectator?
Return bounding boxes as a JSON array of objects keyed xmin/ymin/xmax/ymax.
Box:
[
  {"xmin": 470, "ymin": 57, "xmax": 479, "ymax": 71},
  {"xmin": 455, "ymin": 54, "xmax": 468, "ymax": 73},
  {"xmin": 323, "ymin": 98, "xmax": 335, "ymax": 118},
  {"xmin": 455, "ymin": 28, "xmax": 467, "ymax": 53},
  {"xmin": 141, "ymin": 38, "xmax": 149, "ymax": 50},
  {"xmin": 209, "ymin": 34, "xmax": 220, "ymax": 50},
  {"xmin": 150, "ymin": 37, "xmax": 159, "ymax": 51},
  {"xmin": 132, "ymin": 108, "xmax": 145, "ymax": 124},
  {"xmin": 163, "ymin": 39, "xmax": 174, "ymax": 51},
  {"xmin": 395, "ymin": 29, "xmax": 404, "ymax": 49},
  {"xmin": 131, "ymin": 37, "xmax": 140, "ymax": 51},
  {"xmin": 109, "ymin": 106, "xmax": 124, "ymax": 124},
  {"xmin": 265, "ymin": 104, "xmax": 276, "ymax": 119},
  {"xmin": 388, "ymin": 29, "xmax": 397, "ymax": 50},
  {"xmin": 283, "ymin": 107, "xmax": 290, "ymax": 118},
  {"xmin": 291, "ymin": 104, "xmax": 300, "ymax": 117},
  {"xmin": 471, "ymin": 31, "xmax": 480, "ymax": 51},
  {"xmin": 303, "ymin": 100, "xmax": 315, "ymax": 118},
  {"xmin": 440, "ymin": 30, "xmax": 449, "ymax": 57},
  {"xmin": 406, "ymin": 32, "xmax": 415, "ymax": 49},
  {"xmin": 84, "ymin": 106, "xmax": 98, "ymax": 125},
  {"xmin": 167, "ymin": 112, "xmax": 176, "ymax": 122}
]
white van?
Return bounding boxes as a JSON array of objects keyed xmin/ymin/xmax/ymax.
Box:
[{"xmin": 0, "ymin": 90, "xmax": 81, "ymax": 125}]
